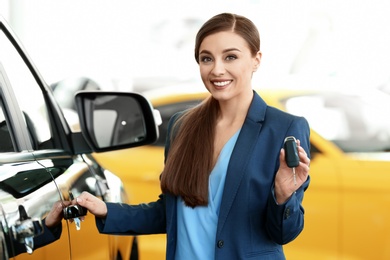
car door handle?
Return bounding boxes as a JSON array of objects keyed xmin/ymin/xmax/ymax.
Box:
[
  {"xmin": 11, "ymin": 205, "xmax": 43, "ymax": 254},
  {"xmin": 63, "ymin": 204, "xmax": 87, "ymax": 220},
  {"xmin": 62, "ymin": 191, "xmax": 87, "ymax": 230}
]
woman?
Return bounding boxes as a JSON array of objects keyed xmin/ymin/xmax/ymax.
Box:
[{"xmin": 76, "ymin": 13, "xmax": 310, "ymax": 260}]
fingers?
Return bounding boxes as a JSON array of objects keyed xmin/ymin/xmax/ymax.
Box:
[
  {"xmin": 45, "ymin": 201, "xmax": 64, "ymax": 228},
  {"xmin": 295, "ymin": 139, "xmax": 310, "ymax": 166},
  {"xmin": 76, "ymin": 191, "xmax": 108, "ymax": 218},
  {"xmin": 296, "ymin": 141, "xmax": 310, "ymax": 176},
  {"xmin": 46, "ymin": 192, "xmax": 107, "ymax": 228},
  {"xmin": 279, "ymin": 147, "xmax": 286, "ymax": 165}
]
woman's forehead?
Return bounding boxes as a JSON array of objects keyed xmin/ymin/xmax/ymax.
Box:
[{"xmin": 199, "ymin": 31, "xmax": 249, "ymax": 53}]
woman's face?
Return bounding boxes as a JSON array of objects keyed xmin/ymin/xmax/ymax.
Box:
[{"xmin": 198, "ymin": 31, "xmax": 261, "ymax": 102}]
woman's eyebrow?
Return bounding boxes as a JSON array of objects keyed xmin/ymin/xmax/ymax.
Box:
[
  {"xmin": 199, "ymin": 50, "xmax": 212, "ymax": 55},
  {"xmin": 223, "ymin": 48, "xmax": 241, "ymax": 53},
  {"xmin": 199, "ymin": 48, "xmax": 241, "ymax": 55}
]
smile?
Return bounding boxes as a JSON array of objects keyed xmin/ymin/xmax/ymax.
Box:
[{"xmin": 213, "ymin": 80, "xmax": 231, "ymax": 87}]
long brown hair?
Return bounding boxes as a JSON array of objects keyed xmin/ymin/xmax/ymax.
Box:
[{"xmin": 160, "ymin": 13, "xmax": 261, "ymax": 207}]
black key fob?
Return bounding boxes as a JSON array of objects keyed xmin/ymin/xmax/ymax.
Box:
[
  {"xmin": 284, "ymin": 136, "xmax": 299, "ymax": 168},
  {"xmin": 63, "ymin": 205, "xmax": 88, "ymax": 220}
]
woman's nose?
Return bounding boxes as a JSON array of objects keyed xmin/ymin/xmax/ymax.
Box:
[{"xmin": 211, "ymin": 60, "xmax": 225, "ymax": 76}]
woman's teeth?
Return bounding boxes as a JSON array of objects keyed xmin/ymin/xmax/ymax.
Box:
[{"xmin": 213, "ymin": 81, "xmax": 231, "ymax": 87}]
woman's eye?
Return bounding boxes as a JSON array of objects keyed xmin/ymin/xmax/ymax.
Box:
[
  {"xmin": 200, "ymin": 56, "xmax": 212, "ymax": 63},
  {"xmin": 226, "ymin": 55, "xmax": 237, "ymax": 61}
]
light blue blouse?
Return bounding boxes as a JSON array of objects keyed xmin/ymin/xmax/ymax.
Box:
[{"xmin": 175, "ymin": 129, "xmax": 241, "ymax": 260}]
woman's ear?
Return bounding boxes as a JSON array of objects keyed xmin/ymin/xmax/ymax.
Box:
[{"xmin": 253, "ymin": 51, "xmax": 262, "ymax": 72}]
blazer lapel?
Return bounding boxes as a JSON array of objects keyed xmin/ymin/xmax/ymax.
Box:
[{"xmin": 216, "ymin": 91, "xmax": 266, "ymax": 235}]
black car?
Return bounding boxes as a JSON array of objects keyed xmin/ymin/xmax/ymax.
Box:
[{"xmin": 0, "ymin": 16, "xmax": 159, "ymax": 259}]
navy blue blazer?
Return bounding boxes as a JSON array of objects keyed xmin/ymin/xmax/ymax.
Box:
[{"xmin": 96, "ymin": 91, "xmax": 310, "ymax": 260}]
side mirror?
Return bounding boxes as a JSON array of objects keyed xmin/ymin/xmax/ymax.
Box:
[{"xmin": 75, "ymin": 91, "xmax": 159, "ymax": 152}]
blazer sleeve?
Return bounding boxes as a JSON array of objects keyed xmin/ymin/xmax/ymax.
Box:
[
  {"xmin": 265, "ymin": 116, "xmax": 311, "ymax": 245},
  {"xmin": 95, "ymin": 194, "xmax": 166, "ymax": 235}
]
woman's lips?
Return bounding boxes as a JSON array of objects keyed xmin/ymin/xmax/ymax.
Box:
[{"xmin": 212, "ymin": 80, "xmax": 232, "ymax": 87}]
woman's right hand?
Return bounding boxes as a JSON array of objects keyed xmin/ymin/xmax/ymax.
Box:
[{"xmin": 76, "ymin": 191, "xmax": 108, "ymax": 218}]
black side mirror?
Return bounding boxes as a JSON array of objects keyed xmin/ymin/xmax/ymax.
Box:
[{"xmin": 75, "ymin": 91, "xmax": 159, "ymax": 152}]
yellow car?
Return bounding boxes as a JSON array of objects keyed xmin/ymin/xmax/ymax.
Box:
[{"xmin": 93, "ymin": 85, "xmax": 390, "ymax": 260}]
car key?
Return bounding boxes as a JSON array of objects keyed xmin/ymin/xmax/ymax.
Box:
[
  {"xmin": 284, "ymin": 136, "xmax": 300, "ymax": 185},
  {"xmin": 63, "ymin": 192, "xmax": 87, "ymax": 230}
]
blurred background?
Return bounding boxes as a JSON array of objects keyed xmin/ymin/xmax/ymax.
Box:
[
  {"xmin": 2, "ymin": 1, "xmax": 390, "ymax": 259},
  {"xmin": 1, "ymin": 0, "xmax": 390, "ymax": 92}
]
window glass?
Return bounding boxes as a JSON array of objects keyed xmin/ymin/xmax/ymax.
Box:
[
  {"xmin": 0, "ymin": 166, "xmax": 64, "ymax": 198},
  {"xmin": 0, "ymin": 29, "xmax": 54, "ymax": 150},
  {"xmin": 283, "ymin": 92, "xmax": 390, "ymax": 153},
  {"xmin": 0, "ymin": 103, "xmax": 14, "ymax": 152}
]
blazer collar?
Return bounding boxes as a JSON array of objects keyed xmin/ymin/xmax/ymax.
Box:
[
  {"xmin": 247, "ymin": 90, "xmax": 267, "ymax": 123},
  {"xmin": 217, "ymin": 90, "xmax": 267, "ymax": 235}
]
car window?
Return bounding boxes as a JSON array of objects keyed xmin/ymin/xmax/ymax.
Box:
[
  {"xmin": 154, "ymin": 100, "xmax": 201, "ymax": 146},
  {"xmin": 0, "ymin": 104, "xmax": 13, "ymax": 152},
  {"xmin": 0, "ymin": 166, "xmax": 64, "ymax": 198},
  {"xmin": 283, "ymin": 92, "xmax": 390, "ymax": 153},
  {"xmin": 0, "ymin": 29, "xmax": 54, "ymax": 150}
]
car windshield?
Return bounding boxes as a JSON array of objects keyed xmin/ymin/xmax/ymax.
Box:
[{"xmin": 282, "ymin": 91, "xmax": 390, "ymax": 153}]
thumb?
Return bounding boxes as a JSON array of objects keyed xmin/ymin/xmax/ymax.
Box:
[
  {"xmin": 76, "ymin": 196, "xmax": 86, "ymax": 206},
  {"xmin": 279, "ymin": 148, "xmax": 287, "ymax": 167},
  {"xmin": 76, "ymin": 192, "xmax": 107, "ymax": 218},
  {"xmin": 75, "ymin": 192, "xmax": 89, "ymax": 207}
]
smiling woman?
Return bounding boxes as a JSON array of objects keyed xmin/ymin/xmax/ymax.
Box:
[{"xmin": 73, "ymin": 13, "xmax": 311, "ymax": 260}]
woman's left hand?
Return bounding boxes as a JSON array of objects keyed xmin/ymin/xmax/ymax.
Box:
[
  {"xmin": 45, "ymin": 200, "xmax": 69, "ymax": 228},
  {"xmin": 274, "ymin": 139, "xmax": 310, "ymax": 204}
]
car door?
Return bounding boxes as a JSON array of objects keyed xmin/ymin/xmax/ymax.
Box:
[
  {"xmin": 0, "ymin": 17, "xmax": 128, "ymax": 260},
  {"xmin": 0, "ymin": 19, "xmax": 73, "ymax": 259}
]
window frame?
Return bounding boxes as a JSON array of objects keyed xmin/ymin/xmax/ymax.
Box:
[
  {"xmin": 0, "ymin": 63, "xmax": 31, "ymax": 152},
  {"xmin": 0, "ymin": 20, "xmax": 73, "ymax": 153}
]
